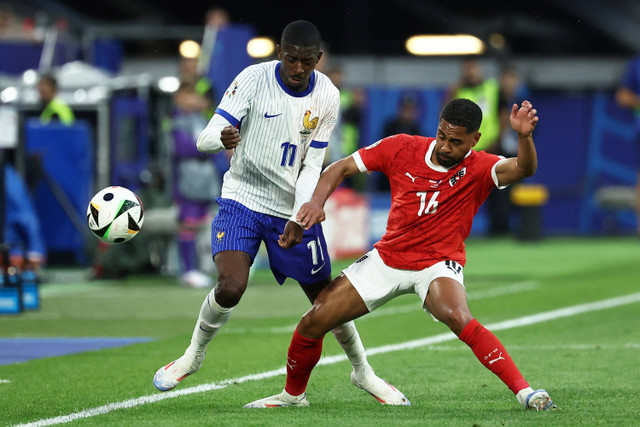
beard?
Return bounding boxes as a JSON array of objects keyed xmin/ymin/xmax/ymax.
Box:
[{"xmin": 436, "ymin": 152, "xmax": 458, "ymax": 168}]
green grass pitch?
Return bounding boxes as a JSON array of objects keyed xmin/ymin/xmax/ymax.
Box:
[{"xmin": 1, "ymin": 237, "xmax": 640, "ymax": 426}]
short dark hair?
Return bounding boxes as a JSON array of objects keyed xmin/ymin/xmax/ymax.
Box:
[
  {"xmin": 281, "ymin": 20, "xmax": 321, "ymax": 50},
  {"xmin": 440, "ymin": 98, "xmax": 482, "ymax": 133},
  {"xmin": 39, "ymin": 74, "xmax": 58, "ymax": 89}
]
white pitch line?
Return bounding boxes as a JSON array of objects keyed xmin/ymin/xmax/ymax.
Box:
[
  {"xmin": 0, "ymin": 379, "xmax": 11, "ymax": 384},
  {"xmin": 466, "ymin": 281, "xmax": 538, "ymax": 300},
  {"xmin": 16, "ymin": 292, "xmax": 640, "ymax": 427},
  {"xmin": 408, "ymin": 343, "xmax": 640, "ymax": 352}
]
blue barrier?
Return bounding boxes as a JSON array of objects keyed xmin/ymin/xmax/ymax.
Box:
[
  {"xmin": 91, "ymin": 39, "xmax": 123, "ymax": 74},
  {"xmin": 579, "ymin": 92, "xmax": 637, "ymax": 233},
  {"xmin": 25, "ymin": 120, "xmax": 93, "ymax": 263},
  {"xmin": 110, "ymin": 96, "xmax": 149, "ymax": 192},
  {"xmin": 0, "ymin": 41, "xmax": 76, "ymax": 76}
]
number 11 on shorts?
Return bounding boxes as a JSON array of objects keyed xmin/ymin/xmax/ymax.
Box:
[{"xmin": 307, "ymin": 238, "xmax": 325, "ymax": 272}]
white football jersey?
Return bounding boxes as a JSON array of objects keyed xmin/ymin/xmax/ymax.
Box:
[{"xmin": 213, "ymin": 60, "xmax": 339, "ymax": 218}]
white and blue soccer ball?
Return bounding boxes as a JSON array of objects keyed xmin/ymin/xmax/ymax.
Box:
[{"xmin": 86, "ymin": 186, "xmax": 144, "ymax": 244}]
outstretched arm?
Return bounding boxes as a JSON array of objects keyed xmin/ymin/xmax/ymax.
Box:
[
  {"xmin": 495, "ymin": 100, "xmax": 539, "ymax": 187},
  {"xmin": 295, "ymin": 156, "xmax": 361, "ymax": 230}
]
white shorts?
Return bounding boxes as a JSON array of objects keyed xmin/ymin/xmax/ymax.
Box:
[{"xmin": 342, "ymin": 248, "xmax": 465, "ymax": 314}]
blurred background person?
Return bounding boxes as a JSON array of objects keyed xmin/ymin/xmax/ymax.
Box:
[
  {"xmin": 483, "ymin": 66, "xmax": 531, "ymax": 236},
  {"xmin": 447, "ymin": 58, "xmax": 500, "ymax": 153},
  {"xmin": 170, "ymin": 81, "xmax": 228, "ymax": 288},
  {"xmin": 382, "ymin": 90, "xmax": 421, "ymax": 138},
  {"xmin": 3, "ymin": 162, "xmax": 46, "ymax": 273},
  {"xmin": 375, "ymin": 91, "xmax": 422, "ymax": 191},
  {"xmin": 325, "ymin": 66, "xmax": 365, "ymax": 190},
  {"xmin": 447, "ymin": 58, "xmax": 506, "ymax": 235},
  {"xmin": 196, "ymin": 6, "xmax": 230, "ymax": 111},
  {"xmin": 498, "ymin": 66, "xmax": 530, "ymax": 158},
  {"xmin": 179, "ymin": 56, "xmax": 216, "ymax": 120},
  {"xmin": 615, "ymin": 54, "xmax": 640, "ymax": 235},
  {"xmin": 37, "ymin": 74, "xmax": 75, "ymax": 126}
]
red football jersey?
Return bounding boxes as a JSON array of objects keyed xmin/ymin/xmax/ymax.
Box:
[{"xmin": 355, "ymin": 134, "xmax": 504, "ymax": 270}]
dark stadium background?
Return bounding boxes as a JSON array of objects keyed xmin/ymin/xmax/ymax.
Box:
[{"xmin": 20, "ymin": 0, "xmax": 640, "ymax": 55}]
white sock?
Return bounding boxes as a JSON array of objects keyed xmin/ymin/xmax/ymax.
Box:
[
  {"xmin": 331, "ymin": 321, "xmax": 369, "ymax": 375},
  {"xmin": 184, "ymin": 288, "xmax": 232, "ymax": 359}
]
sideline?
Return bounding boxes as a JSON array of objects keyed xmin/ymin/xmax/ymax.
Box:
[{"xmin": 16, "ymin": 292, "xmax": 640, "ymax": 427}]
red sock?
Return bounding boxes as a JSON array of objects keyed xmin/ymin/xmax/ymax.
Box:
[
  {"xmin": 459, "ymin": 319, "xmax": 529, "ymax": 394},
  {"xmin": 284, "ymin": 328, "xmax": 324, "ymax": 396}
]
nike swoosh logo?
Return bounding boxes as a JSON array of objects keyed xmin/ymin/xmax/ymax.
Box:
[
  {"xmin": 311, "ymin": 263, "xmax": 326, "ymax": 275},
  {"xmin": 264, "ymin": 112, "xmax": 282, "ymax": 118}
]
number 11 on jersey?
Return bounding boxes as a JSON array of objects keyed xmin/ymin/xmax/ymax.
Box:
[{"xmin": 280, "ymin": 142, "xmax": 297, "ymax": 167}]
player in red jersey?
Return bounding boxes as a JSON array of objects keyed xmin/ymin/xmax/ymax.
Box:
[{"xmin": 245, "ymin": 98, "xmax": 556, "ymax": 410}]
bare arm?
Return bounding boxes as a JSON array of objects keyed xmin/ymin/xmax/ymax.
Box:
[
  {"xmin": 495, "ymin": 100, "xmax": 539, "ymax": 187},
  {"xmin": 295, "ymin": 156, "xmax": 361, "ymax": 230}
]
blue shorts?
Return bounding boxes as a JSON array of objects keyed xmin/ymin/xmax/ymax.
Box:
[{"xmin": 211, "ymin": 198, "xmax": 331, "ymax": 285}]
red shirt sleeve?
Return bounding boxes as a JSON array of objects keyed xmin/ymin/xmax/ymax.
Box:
[
  {"xmin": 472, "ymin": 150, "xmax": 504, "ymax": 206},
  {"xmin": 357, "ymin": 134, "xmax": 409, "ymax": 176}
]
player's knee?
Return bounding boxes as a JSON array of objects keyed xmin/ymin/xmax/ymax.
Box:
[
  {"xmin": 438, "ymin": 305, "xmax": 473, "ymax": 335},
  {"xmin": 298, "ymin": 309, "xmax": 329, "ymax": 339},
  {"xmin": 214, "ymin": 274, "xmax": 246, "ymax": 307}
]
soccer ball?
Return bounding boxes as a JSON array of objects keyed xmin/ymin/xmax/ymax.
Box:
[{"xmin": 86, "ymin": 186, "xmax": 144, "ymax": 244}]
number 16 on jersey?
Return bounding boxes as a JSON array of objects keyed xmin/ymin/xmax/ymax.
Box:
[{"xmin": 416, "ymin": 191, "xmax": 440, "ymax": 216}]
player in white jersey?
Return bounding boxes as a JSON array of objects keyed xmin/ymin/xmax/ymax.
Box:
[{"xmin": 153, "ymin": 20, "xmax": 408, "ymax": 407}]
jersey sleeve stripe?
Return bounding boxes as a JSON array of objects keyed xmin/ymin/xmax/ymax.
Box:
[
  {"xmin": 215, "ymin": 108, "xmax": 240, "ymax": 127},
  {"xmin": 491, "ymin": 158, "xmax": 510, "ymax": 189},
  {"xmin": 309, "ymin": 140, "xmax": 328, "ymax": 148},
  {"xmin": 352, "ymin": 151, "xmax": 368, "ymax": 173}
]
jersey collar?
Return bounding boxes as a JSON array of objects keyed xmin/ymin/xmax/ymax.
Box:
[{"xmin": 275, "ymin": 62, "xmax": 316, "ymax": 97}]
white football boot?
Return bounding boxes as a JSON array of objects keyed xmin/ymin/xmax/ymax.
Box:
[
  {"xmin": 517, "ymin": 387, "xmax": 557, "ymax": 411},
  {"xmin": 244, "ymin": 390, "xmax": 310, "ymax": 408},
  {"xmin": 153, "ymin": 352, "xmax": 205, "ymax": 392},
  {"xmin": 351, "ymin": 365, "xmax": 410, "ymax": 406}
]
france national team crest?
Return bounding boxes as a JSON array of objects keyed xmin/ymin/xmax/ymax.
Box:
[
  {"xmin": 300, "ymin": 109, "xmax": 319, "ymax": 142},
  {"xmin": 216, "ymin": 231, "xmax": 225, "ymax": 241}
]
